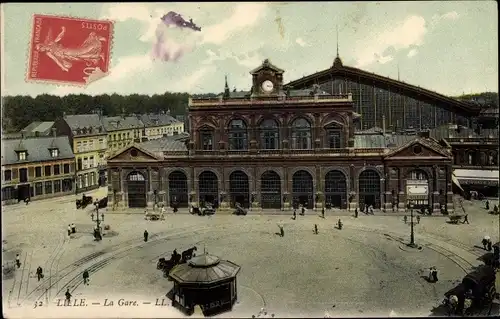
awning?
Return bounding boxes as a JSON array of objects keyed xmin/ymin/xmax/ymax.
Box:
[
  {"xmin": 451, "ymin": 174, "xmax": 465, "ymax": 192},
  {"xmin": 453, "ymin": 169, "xmax": 499, "ymax": 186}
]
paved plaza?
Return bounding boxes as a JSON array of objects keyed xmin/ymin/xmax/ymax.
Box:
[{"xmin": 2, "ymin": 189, "xmax": 499, "ymax": 318}]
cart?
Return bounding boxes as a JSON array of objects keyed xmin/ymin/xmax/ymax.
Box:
[{"xmin": 448, "ymin": 214, "xmax": 464, "ymax": 224}]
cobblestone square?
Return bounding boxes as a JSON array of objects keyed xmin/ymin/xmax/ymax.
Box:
[{"xmin": 2, "ymin": 189, "xmax": 499, "ymax": 317}]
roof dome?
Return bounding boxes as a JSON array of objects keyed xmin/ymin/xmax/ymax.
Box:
[
  {"xmin": 333, "ymin": 56, "xmax": 343, "ymax": 68},
  {"xmin": 189, "ymin": 254, "xmax": 221, "ymax": 268}
]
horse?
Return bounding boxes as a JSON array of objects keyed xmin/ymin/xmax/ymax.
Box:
[{"xmin": 181, "ymin": 246, "xmax": 197, "ymax": 262}]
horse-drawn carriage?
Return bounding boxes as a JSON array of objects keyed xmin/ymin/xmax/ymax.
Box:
[
  {"xmin": 233, "ymin": 203, "xmax": 247, "ymax": 216},
  {"xmin": 76, "ymin": 195, "xmax": 93, "ymax": 209},
  {"xmin": 95, "ymin": 197, "xmax": 108, "ymax": 209},
  {"xmin": 191, "ymin": 204, "xmax": 215, "ymax": 216},
  {"xmin": 442, "ymin": 265, "xmax": 497, "ymax": 315},
  {"xmin": 157, "ymin": 246, "xmax": 197, "ymax": 277}
]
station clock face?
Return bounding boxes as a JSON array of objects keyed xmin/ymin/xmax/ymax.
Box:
[{"xmin": 261, "ymin": 80, "xmax": 274, "ymax": 92}]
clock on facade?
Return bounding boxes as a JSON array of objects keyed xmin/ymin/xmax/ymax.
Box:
[{"xmin": 261, "ymin": 80, "xmax": 274, "ymax": 92}]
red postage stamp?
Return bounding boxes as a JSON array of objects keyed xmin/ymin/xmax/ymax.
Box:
[{"xmin": 26, "ymin": 14, "xmax": 113, "ymax": 86}]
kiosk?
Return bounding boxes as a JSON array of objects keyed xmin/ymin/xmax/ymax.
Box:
[{"xmin": 167, "ymin": 253, "xmax": 241, "ymax": 316}]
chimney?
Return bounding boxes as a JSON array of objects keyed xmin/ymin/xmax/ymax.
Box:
[
  {"xmin": 52, "ymin": 128, "xmax": 57, "ymax": 138},
  {"xmin": 382, "ymin": 115, "xmax": 386, "ymax": 136}
]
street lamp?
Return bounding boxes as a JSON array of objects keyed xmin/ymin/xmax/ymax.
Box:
[
  {"xmin": 91, "ymin": 203, "xmax": 105, "ymax": 239},
  {"xmin": 406, "ymin": 201, "xmax": 418, "ymax": 248}
]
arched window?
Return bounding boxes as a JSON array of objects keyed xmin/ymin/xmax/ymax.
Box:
[
  {"xmin": 199, "ymin": 126, "xmax": 214, "ymax": 150},
  {"xmin": 259, "ymin": 119, "xmax": 280, "ymax": 150},
  {"xmin": 324, "ymin": 123, "xmax": 343, "ymax": 149},
  {"xmin": 228, "ymin": 119, "xmax": 248, "ymax": 150},
  {"xmin": 291, "ymin": 118, "xmax": 311, "ymax": 149}
]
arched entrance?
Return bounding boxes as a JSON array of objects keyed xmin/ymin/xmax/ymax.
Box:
[
  {"xmin": 292, "ymin": 170, "xmax": 313, "ymax": 209},
  {"xmin": 406, "ymin": 169, "xmax": 430, "ymax": 209},
  {"xmin": 198, "ymin": 171, "xmax": 218, "ymax": 206},
  {"xmin": 324, "ymin": 170, "xmax": 347, "ymax": 209},
  {"xmin": 260, "ymin": 171, "xmax": 281, "ymax": 209},
  {"xmin": 229, "ymin": 171, "xmax": 250, "ymax": 208},
  {"xmin": 358, "ymin": 170, "xmax": 381, "ymax": 209},
  {"xmin": 127, "ymin": 171, "xmax": 147, "ymax": 208},
  {"xmin": 169, "ymin": 171, "xmax": 189, "ymax": 207}
]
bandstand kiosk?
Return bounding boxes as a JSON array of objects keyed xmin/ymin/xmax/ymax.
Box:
[{"xmin": 167, "ymin": 253, "xmax": 241, "ymax": 316}]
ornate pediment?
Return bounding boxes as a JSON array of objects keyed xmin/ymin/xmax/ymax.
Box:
[
  {"xmin": 385, "ymin": 139, "xmax": 451, "ymax": 160},
  {"xmin": 108, "ymin": 145, "xmax": 160, "ymax": 162}
]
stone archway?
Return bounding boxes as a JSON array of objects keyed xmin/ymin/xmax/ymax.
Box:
[
  {"xmin": 127, "ymin": 171, "xmax": 147, "ymax": 208},
  {"xmin": 324, "ymin": 170, "xmax": 347, "ymax": 209},
  {"xmin": 292, "ymin": 170, "xmax": 314, "ymax": 209},
  {"xmin": 261, "ymin": 171, "xmax": 281, "ymax": 209},
  {"xmin": 168, "ymin": 171, "xmax": 189, "ymax": 208},
  {"xmin": 229, "ymin": 170, "xmax": 250, "ymax": 208},
  {"xmin": 406, "ymin": 169, "xmax": 430, "ymax": 209},
  {"xmin": 358, "ymin": 170, "xmax": 381, "ymax": 209},
  {"xmin": 198, "ymin": 171, "xmax": 218, "ymax": 206}
]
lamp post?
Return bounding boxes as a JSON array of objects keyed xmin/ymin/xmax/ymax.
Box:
[
  {"xmin": 407, "ymin": 201, "xmax": 417, "ymax": 248},
  {"xmin": 91, "ymin": 203, "xmax": 105, "ymax": 238}
]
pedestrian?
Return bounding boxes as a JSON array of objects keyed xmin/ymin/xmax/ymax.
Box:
[
  {"xmin": 487, "ymin": 240, "xmax": 492, "ymax": 252},
  {"xmin": 24, "ymin": 197, "xmax": 30, "ymax": 205},
  {"xmin": 404, "ymin": 215, "xmax": 407, "ymax": 224},
  {"xmin": 494, "ymin": 205, "xmax": 499, "ymax": 214},
  {"xmin": 278, "ymin": 225, "xmax": 284, "ymax": 237},
  {"xmin": 482, "ymin": 237, "xmax": 489, "ymax": 250},
  {"xmin": 83, "ymin": 269, "xmax": 89, "ymax": 285},
  {"xmin": 71, "ymin": 223, "xmax": 76, "ymax": 234},
  {"xmin": 301, "ymin": 205, "xmax": 305, "ymax": 216},
  {"xmin": 65, "ymin": 288, "xmax": 72, "ymax": 303},
  {"xmin": 36, "ymin": 266, "xmax": 43, "ymax": 281},
  {"xmin": 486, "ymin": 200, "xmax": 490, "ymax": 210},
  {"xmin": 432, "ymin": 267, "xmax": 439, "ymax": 282},
  {"xmin": 144, "ymin": 230, "xmax": 149, "ymax": 242},
  {"xmin": 314, "ymin": 224, "xmax": 318, "ymax": 234},
  {"xmin": 337, "ymin": 219, "xmax": 343, "ymax": 230},
  {"xmin": 463, "ymin": 214, "xmax": 469, "ymax": 224},
  {"xmin": 416, "ymin": 215, "xmax": 420, "ymax": 224},
  {"xmin": 321, "ymin": 207, "xmax": 325, "ymax": 218},
  {"xmin": 67, "ymin": 224, "xmax": 71, "ymax": 237},
  {"xmin": 292, "ymin": 209, "xmax": 296, "ymax": 220},
  {"xmin": 15, "ymin": 253, "xmax": 21, "ymax": 268},
  {"xmin": 144, "ymin": 208, "xmax": 149, "ymax": 220},
  {"xmin": 355, "ymin": 208, "xmax": 358, "ymax": 218}
]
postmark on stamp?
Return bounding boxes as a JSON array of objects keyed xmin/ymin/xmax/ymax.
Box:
[{"xmin": 26, "ymin": 14, "xmax": 113, "ymax": 87}]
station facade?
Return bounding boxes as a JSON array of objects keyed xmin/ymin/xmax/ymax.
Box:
[{"xmin": 107, "ymin": 58, "xmax": 459, "ymax": 214}]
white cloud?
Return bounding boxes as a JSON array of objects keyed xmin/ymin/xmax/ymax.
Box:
[
  {"xmin": 295, "ymin": 37, "xmax": 309, "ymax": 47},
  {"xmin": 166, "ymin": 66, "xmax": 215, "ymax": 92},
  {"xmin": 377, "ymin": 55, "xmax": 394, "ymax": 64},
  {"xmin": 407, "ymin": 48, "xmax": 418, "ymax": 58},
  {"xmin": 200, "ymin": 3, "xmax": 268, "ymax": 45},
  {"xmin": 354, "ymin": 15, "xmax": 427, "ymax": 68},
  {"xmin": 100, "ymin": 3, "xmax": 152, "ymax": 22},
  {"xmin": 201, "ymin": 49, "xmax": 263, "ymax": 69}
]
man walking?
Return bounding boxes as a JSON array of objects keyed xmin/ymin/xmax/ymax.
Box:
[
  {"xmin": 83, "ymin": 269, "xmax": 89, "ymax": 285},
  {"xmin": 67, "ymin": 224, "xmax": 72, "ymax": 237},
  {"xmin": 71, "ymin": 223, "xmax": 76, "ymax": 234},
  {"xmin": 278, "ymin": 225, "xmax": 284, "ymax": 237},
  {"xmin": 292, "ymin": 209, "xmax": 296, "ymax": 220},
  {"xmin": 16, "ymin": 253, "xmax": 21, "ymax": 268},
  {"xmin": 301, "ymin": 205, "xmax": 305, "ymax": 216},
  {"xmin": 65, "ymin": 288, "xmax": 72, "ymax": 304},
  {"xmin": 144, "ymin": 230, "xmax": 149, "ymax": 242},
  {"xmin": 36, "ymin": 266, "xmax": 43, "ymax": 281},
  {"xmin": 354, "ymin": 208, "xmax": 358, "ymax": 218},
  {"xmin": 314, "ymin": 224, "xmax": 318, "ymax": 235},
  {"xmin": 321, "ymin": 207, "xmax": 325, "ymax": 218}
]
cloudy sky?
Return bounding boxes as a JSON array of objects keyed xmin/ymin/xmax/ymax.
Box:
[{"xmin": 1, "ymin": 1, "xmax": 497, "ymax": 97}]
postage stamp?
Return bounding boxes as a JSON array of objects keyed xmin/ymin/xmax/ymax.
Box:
[{"xmin": 26, "ymin": 14, "xmax": 113, "ymax": 87}]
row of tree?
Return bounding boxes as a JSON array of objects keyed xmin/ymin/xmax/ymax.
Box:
[{"xmin": 2, "ymin": 92, "xmax": 221, "ymax": 132}]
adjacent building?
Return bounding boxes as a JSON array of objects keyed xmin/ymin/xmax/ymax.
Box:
[
  {"xmin": 1, "ymin": 130, "xmax": 76, "ymax": 204},
  {"xmin": 54, "ymin": 114, "xmax": 108, "ymax": 192},
  {"xmin": 106, "ymin": 58, "xmax": 457, "ymax": 214},
  {"xmin": 139, "ymin": 112, "xmax": 185, "ymax": 140},
  {"xmin": 102, "ymin": 116, "xmax": 144, "ymax": 156}
]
